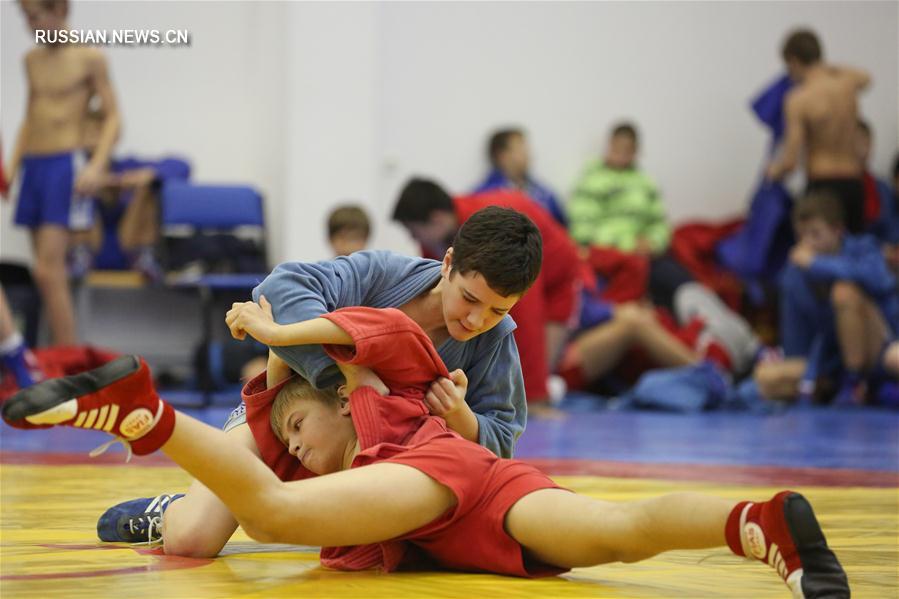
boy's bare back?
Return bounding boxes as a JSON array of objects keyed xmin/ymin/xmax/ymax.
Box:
[{"xmin": 787, "ymin": 66, "xmax": 869, "ymax": 178}]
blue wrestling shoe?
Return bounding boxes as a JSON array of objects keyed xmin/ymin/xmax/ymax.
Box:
[{"xmin": 97, "ymin": 493, "xmax": 184, "ymax": 544}]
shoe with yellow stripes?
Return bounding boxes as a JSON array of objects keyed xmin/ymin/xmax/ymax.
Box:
[
  {"xmin": 726, "ymin": 491, "xmax": 849, "ymax": 598},
  {"xmin": 1, "ymin": 355, "xmax": 175, "ymax": 460}
]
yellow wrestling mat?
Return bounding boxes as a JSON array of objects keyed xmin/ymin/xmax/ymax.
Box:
[{"xmin": 1, "ymin": 463, "xmax": 896, "ymax": 598}]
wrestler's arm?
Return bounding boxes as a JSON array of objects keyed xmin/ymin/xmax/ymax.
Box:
[
  {"xmin": 6, "ymin": 54, "xmax": 36, "ymax": 190},
  {"xmin": 226, "ymin": 296, "xmax": 353, "ymax": 347},
  {"xmin": 767, "ymin": 93, "xmax": 805, "ymax": 181}
]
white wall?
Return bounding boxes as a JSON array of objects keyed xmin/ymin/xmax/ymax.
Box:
[
  {"xmin": 375, "ymin": 1, "xmax": 899, "ymax": 225},
  {"xmin": 2, "ymin": 1, "xmax": 897, "ymax": 268},
  {"xmin": 1, "ymin": 0, "xmax": 287, "ymax": 263}
]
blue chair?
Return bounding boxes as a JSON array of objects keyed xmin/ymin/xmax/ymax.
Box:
[{"xmin": 160, "ymin": 182, "xmax": 270, "ymax": 404}]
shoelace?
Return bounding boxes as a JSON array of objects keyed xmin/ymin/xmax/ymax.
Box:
[{"xmin": 127, "ymin": 514, "xmax": 163, "ymax": 546}]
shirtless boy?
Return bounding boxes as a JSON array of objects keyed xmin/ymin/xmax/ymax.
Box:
[
  {"xmin": 766, "ymin": 29, "xmax": 870, "ymax": 234},
  {"xmin": 6, "ymin": 0, "xmax": 120, "ymax": 344}
]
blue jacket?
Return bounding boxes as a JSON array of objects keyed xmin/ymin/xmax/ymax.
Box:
[
  {"xmin": 807, "ymin": 234, "xmax": 899, "ymax": 334},
  {"xmin": 253, "ymin": 250, "xmax": 526, "ymax": 458},
  {"xmin": 473, "ymin": 168, "xmax": 567, "ymax": 227},
  {"xmin": 751, "ymin": 74, "xmax": 793, "ymax": 147},
  {"xmin": 716, "ymin": 181, "xmax": 794, "ymax": 280}
]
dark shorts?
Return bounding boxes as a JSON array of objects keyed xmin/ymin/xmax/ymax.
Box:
[
  {"xmin": 806, "ymin": 178, "xmax": 865, "ymax": 234},
  {"xmin": 14, "ymin": 152, "xmax": 93, "ymax": 230}
]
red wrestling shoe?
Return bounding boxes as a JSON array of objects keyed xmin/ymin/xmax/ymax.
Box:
[
  {"xmin": 1, "ymin": 356, "xmax": 175, "ymax": 460},
  {"xmin": 726, "ymin": 491, "xmax": 849, "ymax": 598}
]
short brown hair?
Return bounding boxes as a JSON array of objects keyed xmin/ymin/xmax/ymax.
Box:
[
  {"xmin": 270, "ymin": 378, "xmax": 340, "ymax": 446},
  {"xmin": 20, "ymin": 0, "xmax": 68, "ymax": 16},
  {"xmin": 793, "ymin": 191, "xmax": 844, "ymax": 229},
  {"xmin": 392, "ymin": 179, "xmax": 543, "ymax": 296},
  {"xmin": 610, "ymin": 122, "xmax": 638, "ymax": 145},
  {"xmin": 451, "ymin": 205, "xmax": 542, "ymax": 297},
  {"xmin": 782, "ymin": 29, "xmax": 822, "ymax": 66},
  {"xmin": 487, "ymin": 128, "xmax": 524, "ymax": 167},
  {"xmin": 327, "ymin": 205, "xmax": 370, "ymax": 239}
]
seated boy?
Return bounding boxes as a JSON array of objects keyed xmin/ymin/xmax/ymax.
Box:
[
  {"xmin": 326, "ymin": 204, "xmax": 371, "ymax": 257},
  {"xmin": 472, "ymin": 128, "xmax": 567, "ymax": 226},
  {"xmin": 770, "ymin": 191, "xmax": 898, "ymax": 404},
  {"xmin": 66, "ymin": 107, "xmax": 191, "ymax": 281},
  {"xmin": 97, "ymin": 206, "xmax": 539, "ymax": 556},
  {"xmin": 2, "ymin": 303, "xmax": 848, "ymax": 598}
]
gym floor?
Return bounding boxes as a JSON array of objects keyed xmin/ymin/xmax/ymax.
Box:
[{"xmin": 2, "ymin": 396, "xmax": 897, "ymax": 598}]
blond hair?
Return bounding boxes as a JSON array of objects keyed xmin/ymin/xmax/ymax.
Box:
[{"xmin": 270, "ymin": 378, "xmax": 340, "ymax": 446}]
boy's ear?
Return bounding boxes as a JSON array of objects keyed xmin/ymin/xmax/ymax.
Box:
[
  {"xmin": 441, "ymin": 247, "xmax": 454, "ymax": 278},
  {"xmin": 337, "ymin": 384, "xmax": 349, "ymax": 399},
  {"xmin": 338, "ymin": 396, "xmax": 351, "ymax": 416}
]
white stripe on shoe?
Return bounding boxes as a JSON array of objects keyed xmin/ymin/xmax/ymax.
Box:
[
  {"xmin": 786, "ymin": 568, "xmax": 804, "ymax": 599},
  {"xmin": 738, "ymin": 502, "xmax": 754, "ymax": 557},
  {"xmin": 25, "ymin": 399, "xmax": 79, "ymax": 425}
]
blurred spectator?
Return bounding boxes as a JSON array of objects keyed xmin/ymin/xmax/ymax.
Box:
[
  {"xmin": 765, "ymin": 28, "xmax": 870, "ymax": 234},
  {"xmin": 6, "ymin": 0, "xmax": 120, "ymax": 345},
  {"xmin": 473, "ymin": 128, "xmax": 567, "ymax": 226},
  {"xmin": 568, "ymin": 122, "xmax": 759, "ymax": 372},
  {"xmin": 327, "ymin": 204, "xmax": 371, "ymax": 256},
  {"xmin": 856, "ymin": 119, "xmax": 899, "ymax": 275},
  {"xmin": 0, "ymin": 286, "xmax": 42, "ymax": 389},
  {"xmin": 777, "ymin": 191, "xmax": 898, "ymax": 405},
  {"xmin": 393, "ymin": 178, "xmax": 579, "ymax": 413},
  {"xmin": 569, "ymin": 122, "xmax": 669, "ymax": 255},
  {"xmin": 70, "ymin": 108, "xmax": 190, "ymax": 282}
]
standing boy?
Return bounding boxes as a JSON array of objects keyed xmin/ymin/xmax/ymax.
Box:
[{"xmin": 6, "ymin": 0, "xmax": 120, "ymax": 344}]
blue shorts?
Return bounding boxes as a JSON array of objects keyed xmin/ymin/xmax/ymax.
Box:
[{"xmin": 14, "ymin": 152, "xmax": 93, "ymax": 230}]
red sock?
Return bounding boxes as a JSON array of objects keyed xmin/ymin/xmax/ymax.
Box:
[
  {"xmin": 725, "ymin": 491, "xmax": 794, "ymax": 560},
  {"xmin": 127, "ymin": 401, "xmax": 176, "ymax": 455},
  {"xmin": 703, "ymin": 340, "xmax": 733, "ymax": 372},
  {"xmin": 557, "ymin": 344, "xmax": 587, "ymax": 391}
]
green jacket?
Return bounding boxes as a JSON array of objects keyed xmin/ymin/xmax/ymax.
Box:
[{"xmin": 568, "ymin": 161, "xmax": 671, "ymax": 253}]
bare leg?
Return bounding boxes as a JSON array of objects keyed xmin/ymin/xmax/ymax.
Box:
[
  {"xmin": 505, "ymin": 489, "xmax": 733, "ymax": 568},
  {"xmin": 574, "ymin": 304, "xmax": 696, "ymax": 382},
  {"xmin": 883, "ymin": 342, "xmax": 899, "ymax": 377},
  {"xmin": 162, "ymin": 422, "xmax": 256, "ymax": 557},
  {"xmin": 118, "ymin": 184, "xmax": 159, "ymax": 251},
  {"xmin": 831, "ymin": 281, "xmax": 889, "ymax": 372},
  {"xmin": 753, "ymin": 358, "xmax": 807, "ymax": 400},
  {"xmin": 0, "ymin": 287, "xmax": 17, "ymax": 340},
  {"xmin": 160, "ymin": 412, "xmax": 456, "ymax": 547},
  {"xmin": 545, "ymin": 321, "xmax": 568, "ymax": 371},
  {"xmin": 165, "ymin": 352, "xmax": 290, "ymax": 557},
  {"xmin": 69, "ymin": 225, "xmax": 101, "ymax": 254},
  {"xmin": 31, "ymin": 225, "xmax": 77, "ymax": 345}
]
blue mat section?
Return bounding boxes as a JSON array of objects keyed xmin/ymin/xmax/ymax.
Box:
[
  {"xmin": 517, "ymin": 406, "xmax": 899, "ymax": 472},
  {"xmin": 1, "ymin": 391, "xmax": 897, "ymax": 473}
]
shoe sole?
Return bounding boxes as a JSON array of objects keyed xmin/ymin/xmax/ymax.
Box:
[
  {"xmin": 784, "ymin": 493, "xmax": 850, "ymax": 598},
  {"xmin": 1, "ymin": 356, "xmax": 141, "ymax": 423}
]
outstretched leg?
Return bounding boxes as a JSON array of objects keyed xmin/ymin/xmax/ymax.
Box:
[
  {"xmin": 1, "ymin": 357, "xmax": 456, "ymax": 548},
  {"xmin": 161, "ymin": 412, "xmax": 456, "ymax": 547},
  {"xmin": 505, "ymin": 489, "xmax": 732, "ymax": 567},
  {"xmin": 506, "ymin": 488, "xmax": 848, "ymax": 598}
]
